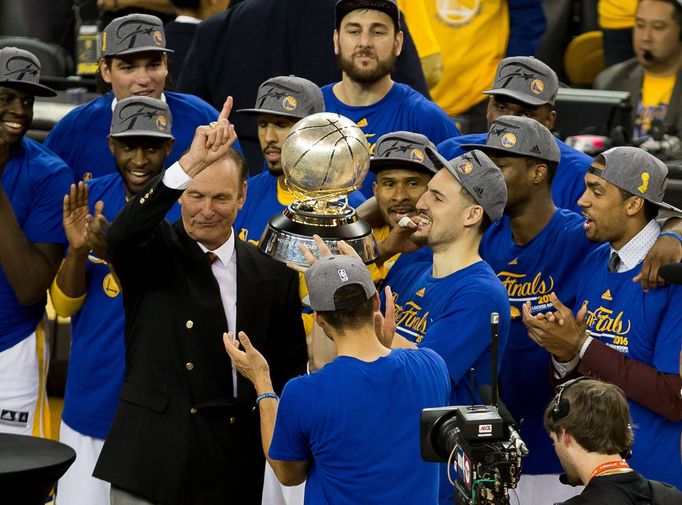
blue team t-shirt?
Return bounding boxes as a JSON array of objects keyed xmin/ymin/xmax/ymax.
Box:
[
  {"xmin": 44, "ymin": 91, "xmax": 238, "ymax": 181},
  {"xmin": 269, "ymin": 348, "xmax": 450, "ymax": 505},
  {"xmin": 0, "ymin": 137, "xmax": 73, "ymax": 352},
  {"xmin": 322, "ymin": 82, "xmax": 459, "ymax": 198},
  {"xmin": 480, "ymin": 209, "xmax": 597, "ymax": 474},
  {"xmin": 576, "ymin": 244, "xmax": 682, "ymax": 488},
  {"xmin": 437, "ymin": 133, "xmax": 591, "ymax": 214},
  {"xmin": 61, "ymin": 173, "xmax": 181, "ymax": 438},
  {"xmin": 234, "ymin": 171, "xmax": 365, "ymax": 245}
]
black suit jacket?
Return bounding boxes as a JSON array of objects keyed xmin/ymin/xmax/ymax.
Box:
[
  {"xmin": 93, "ymin": 175, "xmax": 307, "ymax": 505},
  {"xmin": 165, "ymin": 20, "xmax": 198, "ymax": 85},
  {"xmin": 176, "ymin": 0, "xmax": 429, "ymax": 174}
]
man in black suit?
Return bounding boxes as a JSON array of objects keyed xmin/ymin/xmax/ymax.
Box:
[
  {"xmin": 176, "ymin": 0, "xmax": 429, "ymax": 174},
  {"xmin": 93, "ymin": 99, "xmax": 308, "ymax": 505}
]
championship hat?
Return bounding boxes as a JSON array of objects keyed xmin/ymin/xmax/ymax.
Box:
[
  {"xmin": 426, "ymin": 149, "xmax": 508, "ymax": 221},
  {"xmin": 335, "ymin": 0, "xmax": 400, "ymax": 29},
  {"xmin": 0, "ymin": 47, "xmax": 56, "ymax": 97},
  {"xmin": 483, "ymin": 56, "xmax": 559, "ymax": 107},
  {"xmin": 590, "ymin": 146, "xmax": 682, "ymax": 214},
  {"xmin": 101, "ymin": 14, "xmax": 173, "ymax": 58},
  {"xmin": 461, "ymin": 115, "xmax": 561, "ymax": 163},
  {"xmin": 237, "ymin": 76, "xmax": 324, "ymax": 120},
  {"xmin": 110, "ymin": 96, "xmax": 174, "ymax": 139},
  {"xmin": 370, "ymin": 131, "xmax": 444, "ymax": 175},
  {"xmin": 303, "ymin": 255, "xmax": 376, "ymax": 312}
]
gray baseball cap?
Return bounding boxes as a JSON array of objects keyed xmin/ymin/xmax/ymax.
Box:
[
  {"xmin": 483, "ymin": 56, "xmax": 558, "ymax": 107},
  {"xmin": 336, "ymin": 0, "xmax": 400, "ymax": 29},
  {"xmin": 303, "ymin": 255, "xmax": 377, "ymax": 312},
  {"xmin": 462, "ymin": 115, "xmax": 561, "ymax": 163},
  {"xmin": 101, "ymin": 14, "xmax": 173, "ymax": 58},
  {"xmin": 590, "ymin": 146, "xmax": 682, "ymax": 214},
  {"xmin": 0, "ymin": 47, "xmax": 56, "ymax": 97},
  {"xmin": 237, "ymin": 76, "xmax": 325, "ymax": 120},
  {"xmin": 427, "ymin": 149, "xmax": 508, "ymax": 221},
  {"xmin": 370, "ymin": 131, "xmax": 444, "ymax": 175},
  {"xmin": 110, "ymin": 96, "xmax": 174, "ymax": 139}
]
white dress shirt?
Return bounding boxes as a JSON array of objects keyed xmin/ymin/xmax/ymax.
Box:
[{"xmin": 163, "ymin": 162, "xmax": 239, "ymax": 397}]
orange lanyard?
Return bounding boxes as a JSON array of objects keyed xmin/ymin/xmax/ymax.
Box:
[{"xmin": 589, "ymin": 459, "xmax": 630, "ymax": 481}]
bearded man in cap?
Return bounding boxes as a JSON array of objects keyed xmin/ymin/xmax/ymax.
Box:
[
  {"xmin": 51, "ymin": 97, "xmax": 177, "ymax": 505},
  {"xmin": 45, "ymin": 13, "xmax": 229, "ymax": 182},
  {"xmin": 225, "ymin": 252, "xmax": 450, "ymax": 504},
  {"xmin": 523, "ymin": 146, "xmax": 682, "ymax": 489},
  {"xmin": 0, "ymin": 47, "xmax": 73, "ymax": 437}
]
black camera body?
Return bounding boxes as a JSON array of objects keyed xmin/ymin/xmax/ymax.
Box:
[{"xmin": 420, "ymin": 404, "xmax": 525, "ymax": 505}]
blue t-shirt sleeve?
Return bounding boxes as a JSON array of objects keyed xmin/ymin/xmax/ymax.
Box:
[
  {"xmin": 437, "ymin": 137, "xmax": 470, "ymax": 160},
  {"xmin": 24, "ymin": 159, "xmax": 73, "ymax": 245},
  {"xmin": 269, "ymin": 379, "xmax": 312, "ymax": 462},
  {"xmin": 424, "ymin": 291, "xmax": 500, "ymax": 384},
  {"xmin": 653, "ymin": 290, "xmax": 682, "ymax": 373},
  {"xmin": 412, "ymin": 100, "xmax": 460, "ymax": 144}
]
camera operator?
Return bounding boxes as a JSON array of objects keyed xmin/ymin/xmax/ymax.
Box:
[
  {"xmin": 224, "ymin": 252, "xmax": 451, "ymax": 504},
  {"xmin": 595, "ymin": 0, "xmax": 682, "ymax": 140},
  {"xmin": 544, "ymin": 378, "xmax": 681, "ymax": 504}
]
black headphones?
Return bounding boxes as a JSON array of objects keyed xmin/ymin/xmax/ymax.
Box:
[{"xmin": 551, "ymin": 377, "xmax": 633, "ymax": 459}]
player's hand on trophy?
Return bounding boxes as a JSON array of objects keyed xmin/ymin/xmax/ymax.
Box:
[
  {"xmin": 288, "ymin": 234, "xmax": 362, "ymax": 273},
  {"xmin": 179, "ymin": 96, "xmax": 237, "ymax": 178}
]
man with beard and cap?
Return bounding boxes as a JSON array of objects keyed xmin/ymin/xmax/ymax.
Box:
[
  {"xmin": 176, "ymin": 0, "xmax": 429, "ymax": 172},
  {"xmin": 382, "ymin": 149, "xmax": 511, "ymax": 505},
  {"xmin": 544, "ymin": 378, "xmax": 682, "ymax": 504},
  {"xmin": 523, "ymin": 147, "xmax": 682, "ymax": 489},
  {"xmin": 0, "ymin": 47, "xmax": 73, "ymax": 437},
  {"xmin": 438, "ymin": 56, "xmax": 590, "ymax": 216},
  {"xmin": 234, "ymin": 75, "xmax": 365, "ymax": 247},
  {"xmin": 44, "ymin": 13, "xmax": 232, "ymax": 182},
  {"xmin": 50, "ymin": 97, "xmax": 177, "ymax": 505},
  {"xmin": 324, "ymin": 0, "xmax": 459, "ymax": 198}
]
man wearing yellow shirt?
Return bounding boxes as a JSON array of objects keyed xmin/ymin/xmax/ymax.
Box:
[
  {"xmin": 406, "ymin": 0, "xmax": 545, "ymax": 133},
  {"xmin": 595, "ymin": 0, "xmax": 682, "ymax": 138}
]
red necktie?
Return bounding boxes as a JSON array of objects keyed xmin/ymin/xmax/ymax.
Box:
[{"xmin": 206, "ymin": 251, "xmax": 219, "ymax": 264}]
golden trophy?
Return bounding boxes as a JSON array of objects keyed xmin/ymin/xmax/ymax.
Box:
[{"xmin": 259, "ymin": 113, "xmax": 378, "ymax": 265}]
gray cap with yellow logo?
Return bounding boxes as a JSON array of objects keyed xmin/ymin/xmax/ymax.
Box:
[
  {"xmin": 462, "ymin": 115, "xmax": 561, "ymax": 163},
  {"xmin": 592, "ymin": 146, "xmax": 682, "ymax": 214},
  {"xmin": 101, "ymin": 14, "xmax": 173, "ymax": 58},
  {"xmin": 110, "ymin": 96, "xmax": 174, "ymax": 139},
  {"xmin": 426, "ymin": 149, "xmax": 508, "ymax": 221},
  {"xmin": 370, "ymin": 131, "xmax": 443, "ymax": 175},
  {"xmin": 483, "ymin": 56, "xmax": 559, "ymax": 107},
  {"xmin": 237, "ymin": 76, "xmax": 325, "ymax": 120}
]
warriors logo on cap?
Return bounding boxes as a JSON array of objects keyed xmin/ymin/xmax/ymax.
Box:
[
  {"xmin": 153, "ymin": 30, "xmax": 163, "ymax": 46},
  {"xmin": 282, "ymin": 96, "xmax": 298, "ymax": 111},
  {"xmin": 156, "ymin": 115, "xmax": 167, "ymax": 130},
  {"xmin": 501, "ymin": 133, "xmax": 517, "ymax": 148},
  {"xmin": 410, "ymin": 148, "xmax": 425, "ymax": 162},
  {"xmin": 530, "ymin": 79, "xmax": 544, "ymax": 95},
  {"xmin": 457, "ymin": 161, "xmax": 474, "ymax": 174}
]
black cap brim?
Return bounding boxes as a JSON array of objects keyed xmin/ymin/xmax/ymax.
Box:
[
  {"xmin": 369, "ymin": 158, "xmax": 438, "ymax": 175},
  {"xmin": 0, "ymin": 80, "xmax": 57, "ymax": 97},
  {"xmin": 110, "ymin": 131, "xmax": 174, "ymax": 140},
  {"xmin": 104, "ymin": 47, "xmax": 174, "ymax": 57},
  {"xmin": 482, "ymin": 89, "xmax": 550, "ymax": 107},
  {"xmin": 236, "ymin": 108, "xmax": 306, "ymax": 120}
]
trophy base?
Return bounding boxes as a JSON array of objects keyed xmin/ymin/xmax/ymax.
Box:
[{"xmin": 258, "ymin": 206, "xmax": 378, "ymax": 266}]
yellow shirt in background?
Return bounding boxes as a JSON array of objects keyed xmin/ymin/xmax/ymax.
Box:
[
  {"xmin": 367, "ymin": 225, "xmax": 402, "ymax": 284},
  {"xmin": 426, "ymin": 0, "xmax": 510, "ymax": 116},
  {"xmin": 397, "ymin": 0, "xmax": 441, "ymax": 58},
  {"xmin": 636, "ymin": 73, "xmax": 676, "ymax": 136},
  {"xmin": 598, "ymin": 0, "xmax": 637, "ymax": 30}
]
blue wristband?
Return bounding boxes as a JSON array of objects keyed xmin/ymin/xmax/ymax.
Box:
[
  {"xmin": 660, "ymin": 231, "xmax": 682, "ymax": 246},
  {"xmin": 255, "ymin": 392, "xmax": 278, "ymax": 407}
]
